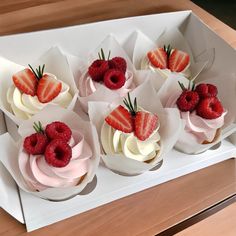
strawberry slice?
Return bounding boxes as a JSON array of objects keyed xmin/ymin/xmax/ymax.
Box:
[
  {"xmin": 147, "ymin": 48, "xmax": 167, "ymax": 69},
  {"xmin": 12, "ymin": 68, "xmax": 38, "ymax": 96},
  {"xmin": 168, "ymin": 49, "xmax": 190, "ymax": 72},
  {"xmin": 36, "ymin": 74, "xmax": 62, "ymax": 103},
  {"xmin": 134, "ymin": 111, "xmax": 158, "ymax": 141},
  {"xmin": 105, "ymin": 105, "xmax": 133, "ymax": 133}
]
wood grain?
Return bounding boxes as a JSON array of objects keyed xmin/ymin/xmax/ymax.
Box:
[
  {"xmin": 0, "ymin": 0, "xmax": 235, "ymax": 47},
  {"xmin": 176, "ymin": 202, "xmax": 236, "ymax": 236},
  {"xmin": 0, "ymin": 1, "xmax": 235, "ymax": 235},
  {"xmin": 0, "ymin": 159, "xmax": 235, "ymax": 236}
]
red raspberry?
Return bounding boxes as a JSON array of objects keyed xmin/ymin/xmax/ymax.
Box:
[
  {"xmin": 45, "ymin": 121, "xmax": 72, "ymax": 142},
  {"xmin": 176, "ymin": 90, "xmax": 200, "ymax": 112},
  {"xmin": 108, "ymin": 57, "xmax": 127, "ymax": 73},
  {"xmin": 88, "ymin": 59, "xmax": 109, "ymax": 82},
  {"xmin": 195, "ymin": 83, "xmax": 218, "ymax": 98},
  {"xmin": 45, "ymin": 139, "xmax": 72, "ymax": 167},
  {"xmin": 23, "ymin": 133, "xmax": 48, "ymax": 155},
  {"xmin": 196, "ymin": 97, "xmax": 223, "ymax": 119},
  {"xmin": 104, "ymin": 69, "xmax": 126, "ymax": 90}
]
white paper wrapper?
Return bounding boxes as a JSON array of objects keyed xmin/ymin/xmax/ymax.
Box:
[
  {"xmin": 88, "ymin": 80, "xmax": 183, "ymax": 175},
  {"xmin": 131, "ymin": 29, "xmax": 212, "ymax": 90},
  {"xmin": 158, "ymin": 74, "xmax": 236, "ymax": 154},
  {"xmin": 0, "ymin": 46, "xmax": 78, "ymax": 126},
  {"xmin": 77, "ymin": 34, "xmax": 137, "ymax": 113},
  {"xmin": 0, "ymin": 106, "xmax": 100, "ymax": 201}
]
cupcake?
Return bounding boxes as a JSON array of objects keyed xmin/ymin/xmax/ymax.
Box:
[
  {"xmin": 101, "ymin": 94, "xmax": 161, "ymax": 164},
  {"xmin": 159, "ymin": 75, "xmax": 227, "ymax": 154},
  {"xmin": 19, "ymin": 121, "xmax": 91, "ymax": 191},
  {"xmin": 7, "ymin": 64, "xmax": 73, "ymax": 120},
  {"xmin": 130, "ymin": 29, "xmax": 211, "ymax": 90},
  {"xmin": 88, "ymin": 80, "xmax": 182, "ymax": 175},
  {"xmin": 0, "ymin": 106, "xmax": 100, "ymax": 201},
  {"xmin": 141, "ymin": 45, "xmax": 191, "ymax": 79},
  {"xmin": 0, "ymin": 47, "xmax": 78, "ymax": 126},
  {"xmin": 77, "ymin": 35, "xmax": 136, "ymax": 112}
]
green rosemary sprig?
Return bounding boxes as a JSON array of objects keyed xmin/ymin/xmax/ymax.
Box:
[
  {"xmin": 33, "ymin": 121, "xmax": 44, "ymax": 134},
  {"xmin": 98, "ymin": 48, "xmax": 111, "ymax": 60},
  {"xmin": 123, "ymin": 93, "xmax": 137, "ymax": 116},
  {"xmin": 28, "ymin": 64, "xmax": 45, "ymax": 80},
  {"xmin": 163, "ymin": 44, "xmax": 172, "ymax": 58},
  {"xmin": 178, "ymin": 80, "xmax": 195, "ymax": 91}
]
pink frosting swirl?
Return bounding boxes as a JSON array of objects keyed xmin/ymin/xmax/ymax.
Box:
[
  {"xmin": 18, "ymin": 130, "xmax": 92, "ymax": 191},
  {"xmin": 78, "ymin": 70, "xmax": 135, "ymax": 97},
  {"xmin": 165, "ymin": 91, "xmax": 226, "ymax": 144}
]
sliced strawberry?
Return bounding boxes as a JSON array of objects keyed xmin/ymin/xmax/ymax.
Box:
[
  {"xmin": 168, "ymin": 49, "xmax": 190, "ymax": 72},
  {"xmin": 105, "ymin": 105, "xmax": 133, "ymax": 133},
  {"xmin": 36, "ymin": 74, "xmax": 62, "ymax": 103},
  {"xmin": 134, "ymin": 111, "xmax": 158, "ymax": 141},
  {"xmin": 147, "ymin": 48, "xmax": 167, "ymax": 69},
  {"xmin": 12, "ymin": 68, "xmax": 38, "ymax": 96}
]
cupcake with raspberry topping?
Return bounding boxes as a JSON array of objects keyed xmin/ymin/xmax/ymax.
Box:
[
  {"xmin": 77, "ymin": 35, "xmax": 136, "ymax": 112},
  {"xmin": 88, "ymin": 80, "xmax": 182, "ymax": 175},
  {"xmin": 0, "ymin": 47, "xmax": 78, "ymax": 126},
  {"xmin": 0, "ymin": 106, "xmax": 100, "ymax": 200},
  {"xmin": 158, "ymin": 75, "xmax": 229, "ymax": 154}
]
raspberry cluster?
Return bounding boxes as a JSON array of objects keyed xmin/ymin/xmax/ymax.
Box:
[
  {"xmin": 23, "ymin": 121, "xmax": 72, "ymax": 167},
  {"xmin": 88, "ymin": 49, "xmax": 127, "ymax": 90},
  {"xmin": 176, "ymin": 82, "xmax": 224, "ymax": 119}
]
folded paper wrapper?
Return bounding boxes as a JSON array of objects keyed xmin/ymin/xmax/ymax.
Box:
[
  {"xmin": 157, "ymin": 74, "xmax": 236, "ymax": 154},
  {"xmin": 0, "ymin": 106, "xmax": 100, "ymax": 201},
  {"xmin": 0, "ymin": 46, "xmax": 78, "ymax": 126},
  {"xmin": 130, "ymin": 28, "xmax": 214, "ymax": 91},
  {"xmin": 76, "ymin": 34, "xmax": 137, "ymax": 112},
  {"xmin": 88, "ymin": 80, "xmax": 183, "ymax": 175}
]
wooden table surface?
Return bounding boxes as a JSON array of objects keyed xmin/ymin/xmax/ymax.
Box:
[{"xmin": 0, "ymin": 0, "xmax": 235, "ymax": 235}]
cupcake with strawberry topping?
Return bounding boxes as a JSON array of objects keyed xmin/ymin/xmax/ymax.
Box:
[
  {"xmin": 78, "ymin": 47, "xmax": 135, "ymax": 112},
  {"xmin": 0, "ymin": 47, "xmax": 78, "ymax": 127},
  {"xmin": 88, "ymin": 80, "xmax": 182, "ymax": 175},
  {"xmin": 131, "ymin": 30, "xmax": 210, "ymax": 91},
  {"xmin": 101, "ymin": 94, "xmax": 161, "ymax": 164},
  {"xmin": 7, "ymin": 64, "xmax": 73, "ymax": 120},
  {"xmin": 0, "ymin": 106, "xmax": 100, "ymax": 200},
  {"xmin": 158, "ymin": 75, "xmax": 227, "ymax": 154},
  {"xmin": 141, "ymin": 45, "xmax": 191, "ymax": 79}
]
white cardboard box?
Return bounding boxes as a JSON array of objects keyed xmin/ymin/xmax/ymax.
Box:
[{"xmin": 0, "ymin": 10, "xmax": 235, "ymax": 232}]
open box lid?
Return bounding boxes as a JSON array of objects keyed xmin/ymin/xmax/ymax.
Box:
[
  {"xmin": 0, "ymin": 111, "xmax": 24, "ymax": 223},
  {"xmin": 0, "ymin": 10, "xmax": 235, "ymax": 231}
]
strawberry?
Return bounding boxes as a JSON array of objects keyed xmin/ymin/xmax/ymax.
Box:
[
  {"xmin": 105, "ymin": 105, "xmax": 133, "ymax": 133},
  {"xmin": 196, "ymin": 97, "xmax": 224, "ymax": 119},
  {"xmin": 12, "ymin": 68, "xmax": 38, "ymax": 96},
  {"xmin": 195, "ymin": 83, "xmax": 218, "ymax": 98},
  {"xmin": 134, "ymin": 111, "xmax": 158, "ymax": 141},
  {"xmin": 36, "ymin": 74, "xmax": 62, "ymax": 103},
  {"xmin": 168, "ymin": 49, "xmax": 190, "ymax": 72},
  {"xmin": 147, "ymin": 48, "xmax": 167, "ymax": 69}
]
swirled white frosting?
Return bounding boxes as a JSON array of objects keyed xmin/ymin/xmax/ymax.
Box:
[
  {"xmin": 18, "ymin": 130, "xmax": 92, "ymax": 191},
  {"xmin": 101, "ymin": 122, "xmax": 161, "ymax": 162},
  {"xmin": 78, "ymin": 70, "xmax": 135, "ymax": 97},
  {"xmin": 140, "ymin": 54, "xmax": 191, "ymax": 79},
  {"xmin": 165, "ymin": 91, "xmax": 226, "ymax": 144},
  {"xmin": 7, "ymin": 74, "xmax": 73, "ymax": 119}
]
